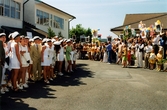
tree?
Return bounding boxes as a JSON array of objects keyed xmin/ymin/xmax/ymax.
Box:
[
  {"xmin": 58, "ymin": 31, "xmax": 63, "ymax": 38},
  {"xmin": 85, "ymin": 28, "xmax": 92, "ymax": 42},
  {"xmin": 48, "ymin": 27, "xmax": 55, "ymax": 38},
  {"xmin": 70, "ymin": 24, "xmax": 92, "ymax": 43}
]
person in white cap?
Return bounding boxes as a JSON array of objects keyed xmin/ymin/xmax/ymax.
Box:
[
  {"xmin": 66, "ymin": 40, "xmax": 73, "ymax": 73},
  {"xmin": 7, "ymin": 33, "xmax": 13, "ymax": 52},
  {"xmin": 41, "ymin": 39, "xmax": 52, "ymax": 83},
  {"xmin": 0, "ymin": 33, "xmax": 7, "ymax": 94},
  {"xmin": 30, "ymin": 36, "xmax": 42, "ymax": 81},
  {"xmin": 18, "ymin": 36, "xmax": 30, "ymax": 89},
  {"xmin": 9, "ymin": 31, "xmax": 22, "ymax": 92},
  {"xmin": 57, "ymin": 40, "xmax": 65, "ymax": 76},
  {"xmin": 49, "ymin": 39, "xmax": 56, "ymax": 79}
]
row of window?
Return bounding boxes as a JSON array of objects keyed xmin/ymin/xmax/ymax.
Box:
[
  {"xmin": 36, "ymin": 9, "xmax": 64, "ymax": 30},
  {"xmin": 0, "ymin": 0, "xmax": 20, "ymax": 19}
]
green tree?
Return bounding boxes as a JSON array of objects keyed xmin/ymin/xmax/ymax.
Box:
[
  {"xmin": 70, "ymin": 24, "xmax": 92, "ymax": 43},
  {"xmin": 58, "ymin": 31, "xmax": 63, "ymax": 38},
  {"xmin": 48, "ymin": 27, "xmax": 55, "ymax": 38},
  {"xmin": 85, "ymin": 28, "xmax": 92, "ymax": 42}
]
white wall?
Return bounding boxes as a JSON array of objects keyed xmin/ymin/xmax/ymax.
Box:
[
  {"xmin": 24, "ymin": 0, "xmax": 35, "ymax": 25},
  {"xmin": 0, "ymin": 16, "xmax": 22, "ymax": 28}
]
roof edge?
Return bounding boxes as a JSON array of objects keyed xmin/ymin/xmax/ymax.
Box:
[
  {"xmin": 35, "ymin": 0, "xmax": 76, "ymax": 19},
  {"xmin": 111, "ymin": 13, "xmax": 167, "ymax": 31}
]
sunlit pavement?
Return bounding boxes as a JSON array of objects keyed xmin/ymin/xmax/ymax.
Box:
[{"xmin": 1, "ymin": 60, "xmax": 167, "ymax": 110}]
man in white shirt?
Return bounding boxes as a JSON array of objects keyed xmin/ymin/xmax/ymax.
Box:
[{"xmin": 152, "ymin": 33, "xmax": 160, "ymax": 55}]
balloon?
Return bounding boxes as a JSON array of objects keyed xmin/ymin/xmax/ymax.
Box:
[{"xmin": 157, "ymin": 20, "xmax": 161, "ymax": 24}]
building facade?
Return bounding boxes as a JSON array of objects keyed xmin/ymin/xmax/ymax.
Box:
[
  {"xmin": 0, "ymin": 0, "xmax": 75, "ymax": 39},
  {"xmin": 24, "ymin": 0, "xmax": 75, "ymax": 38}
]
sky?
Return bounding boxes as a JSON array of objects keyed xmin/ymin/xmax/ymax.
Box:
[{"xmin": 42, "ymin": 0, "xmax": 167, "ymax": 38}]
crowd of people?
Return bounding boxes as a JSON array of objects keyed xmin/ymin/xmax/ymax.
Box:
[
  {"xmin": 77, "ymin": 30, "xmax": 167, "ymax": 71},
  {"xmin": 0, "ymin": 32, "xmax": 78, "ymax": 94}
]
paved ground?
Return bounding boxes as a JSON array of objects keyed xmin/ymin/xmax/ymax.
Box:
[{"xmin": 1, "ymin": 60, "xmax": 167, "ymax": 110}]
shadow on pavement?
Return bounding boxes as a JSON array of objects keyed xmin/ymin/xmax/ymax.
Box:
[
  {"xmin": 0, "ymin": 63, "xmax": 94, "ymax": 110},
  {"xmin": 1, "ymin": 82, "xmax": 56, "ymax": 110},
  {"xmin": 49, "ymin": 63, "xmax": 94, "ymax": 87}
]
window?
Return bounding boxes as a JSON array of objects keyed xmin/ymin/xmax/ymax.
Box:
[
  {"xmin": 11, "ymin": 0, "xmax": 15, "ymax": 18},
  {"xmin": 36, "ymin": 9, "xmax": 40, "ymax": 24},
  {"xmin": 4, "ymin": 0, "xmax": 10, "ymax": 17},
  {"xmin": 36, "ymin": 9, "xmax": 49, "ymax": 26},
  {"xmin": 0, "ymin": 0, "xmax": 4, "ymax": 16},
  {"xmin": 15, "ymin": 2, "xmax": 20, "ymax": 19},
  {"xmin": 50, "ymin": 14, "xmax": 52, "ymax": 27},
  {"xmin": 39, "ymin": 10, "xmax": 43, "ymax": 25},
  {"xmin": 36, "ymin": 9, "xmax": 64, "ymax": 29},
  {"xmin": 43, "ymin": 12, "xmax": 49, "ymax": 26},
  {"xmin": 0, "ymin": 0, "xmax": 21, "ymax": 19},
  {"xmin": 54, "ymin": 16, "xmax": 64, "ymax": 29}
]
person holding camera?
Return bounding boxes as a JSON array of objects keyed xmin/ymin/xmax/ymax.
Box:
[{"xmin": 18, "ymin": 36, "xmax": 30, "ymax": 89}]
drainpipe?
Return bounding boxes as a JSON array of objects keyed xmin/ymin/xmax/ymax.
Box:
[
  {"xmin": 23, "ymin": 0, "xmax": 30, "ymax": 28},
  {"xmin": 68, "ymin": 17, "xmax": 75, "ymax": 39}
]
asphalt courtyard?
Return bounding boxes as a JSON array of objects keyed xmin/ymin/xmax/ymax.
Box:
[{"xmin": 1, "ymin": 60, "xmax": 167, "ymax": 110}]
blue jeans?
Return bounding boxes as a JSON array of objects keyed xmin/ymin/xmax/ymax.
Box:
[{"xmin": 107, "ymin": 50, "xmax": 111, "ymax": 63}]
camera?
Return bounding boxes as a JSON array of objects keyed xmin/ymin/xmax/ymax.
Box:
[{"xmin": 27, "ymin": 60, "xmax": 30, "ymax": 64}]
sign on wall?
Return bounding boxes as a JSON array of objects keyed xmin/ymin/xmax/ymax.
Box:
[{"xmin": 27, "ymin": 32, "xmax": 33, "ymax": 39}]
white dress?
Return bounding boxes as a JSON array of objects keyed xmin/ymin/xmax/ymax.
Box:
[
  {"xmin": 20, "ymin": 45, "xmax": 30, "ymax": 67},
  {"xmin": 1, "ymin": 46, "xmax": 9, "ymax": 85},
  {"xmin": 73, "ymin": 49, "xmax": 77, "ymax": 61},
  {"xmin": 57, "ymin": 46, "xmax": 64, "ymax": 61},
  {"xmin": 103, "ymin": 51, "xmax": 108, "ymax": 63},
  {"xmin": 9, "ymin": 42, "xmax": 20, "ymax": 69},
  {"xmin": 50, "ymin": 45, "xmax": 56, "ymax": 67},
  {"xmin": 41, "ymin": 46, "xmax": 52, "ymax": 66}
]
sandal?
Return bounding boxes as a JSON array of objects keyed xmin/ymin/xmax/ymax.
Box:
[{"xmin": 13, "ymin": 87, "xmax": 21, "ymax": 92}]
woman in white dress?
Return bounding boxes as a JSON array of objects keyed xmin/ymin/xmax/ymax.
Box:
[
  {"xmin": 9, "ymin": 32, "xmax": 22, "ymax": 92},
  {"xmin": 18, "ymin": 36, "xmax": 30, "ymax": 89},
  {"xmin": 103, "ymin": 43, "xmax": 108, "ymax": 63},
  {"xmin": 49, "ymin": 41, "xmax": 56, "ymax": 79},
  {"xmin": 41, "ymin": 39, "xmax": 52, "ymax": 83},
  {"xmin": 27, "ymin": 39, "xmax": 34, "ymax": 80},
  {"xmin": 57, "ymin": 40, "xmax": 64, "ymax": 76}
]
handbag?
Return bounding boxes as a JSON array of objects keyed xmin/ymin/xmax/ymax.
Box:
[{"xmin": 23, "ymin": 52, "xmax": 31, "ymax": 64}]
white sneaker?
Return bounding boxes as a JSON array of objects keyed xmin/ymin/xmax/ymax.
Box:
[
  {"xmin": 44, "ymin": 80, "xmax": 50, "ymax": 84},
  {"xmin": 4, "ymin": 87, "xmax": 9, "ymax": 92},
  {"xmin": 18, "ymin": 84, "xmax": 23, "ymax": 90},
  {"xmin": 23, "ymin": 83, "xmax": 29, "ymax": 88},
  {"xmin": 1, "ymin": 88, "xmax": 5, "ymax": 94},
  {"xmin": 49, "ymin": 78, "xmax": 53, "ymax": 81},
  {"xmin": 58, "ymin": 72, "xmax": 63, "ymax": 76}
]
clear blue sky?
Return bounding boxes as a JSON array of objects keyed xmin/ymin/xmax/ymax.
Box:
[{"xmin": 42, "ymin": 0, "xmax": 167, "ymax": 38}]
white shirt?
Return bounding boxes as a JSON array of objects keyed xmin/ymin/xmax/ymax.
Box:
[
  {"xmin": 144, "ymin": 45, "xmax": 152, "ymax": 53},
  {"xmin": 152, "ymin": 35, "xmax": 160, "ymax": 45}
]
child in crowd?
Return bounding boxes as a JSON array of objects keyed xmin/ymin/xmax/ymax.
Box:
[
  {"xmin": 156, "ymin": 50, "xmax": 163, "ymax": 71},
  {"xmin": 149, "ymin": 49, "xmax": 156, "ymax": 70}
]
